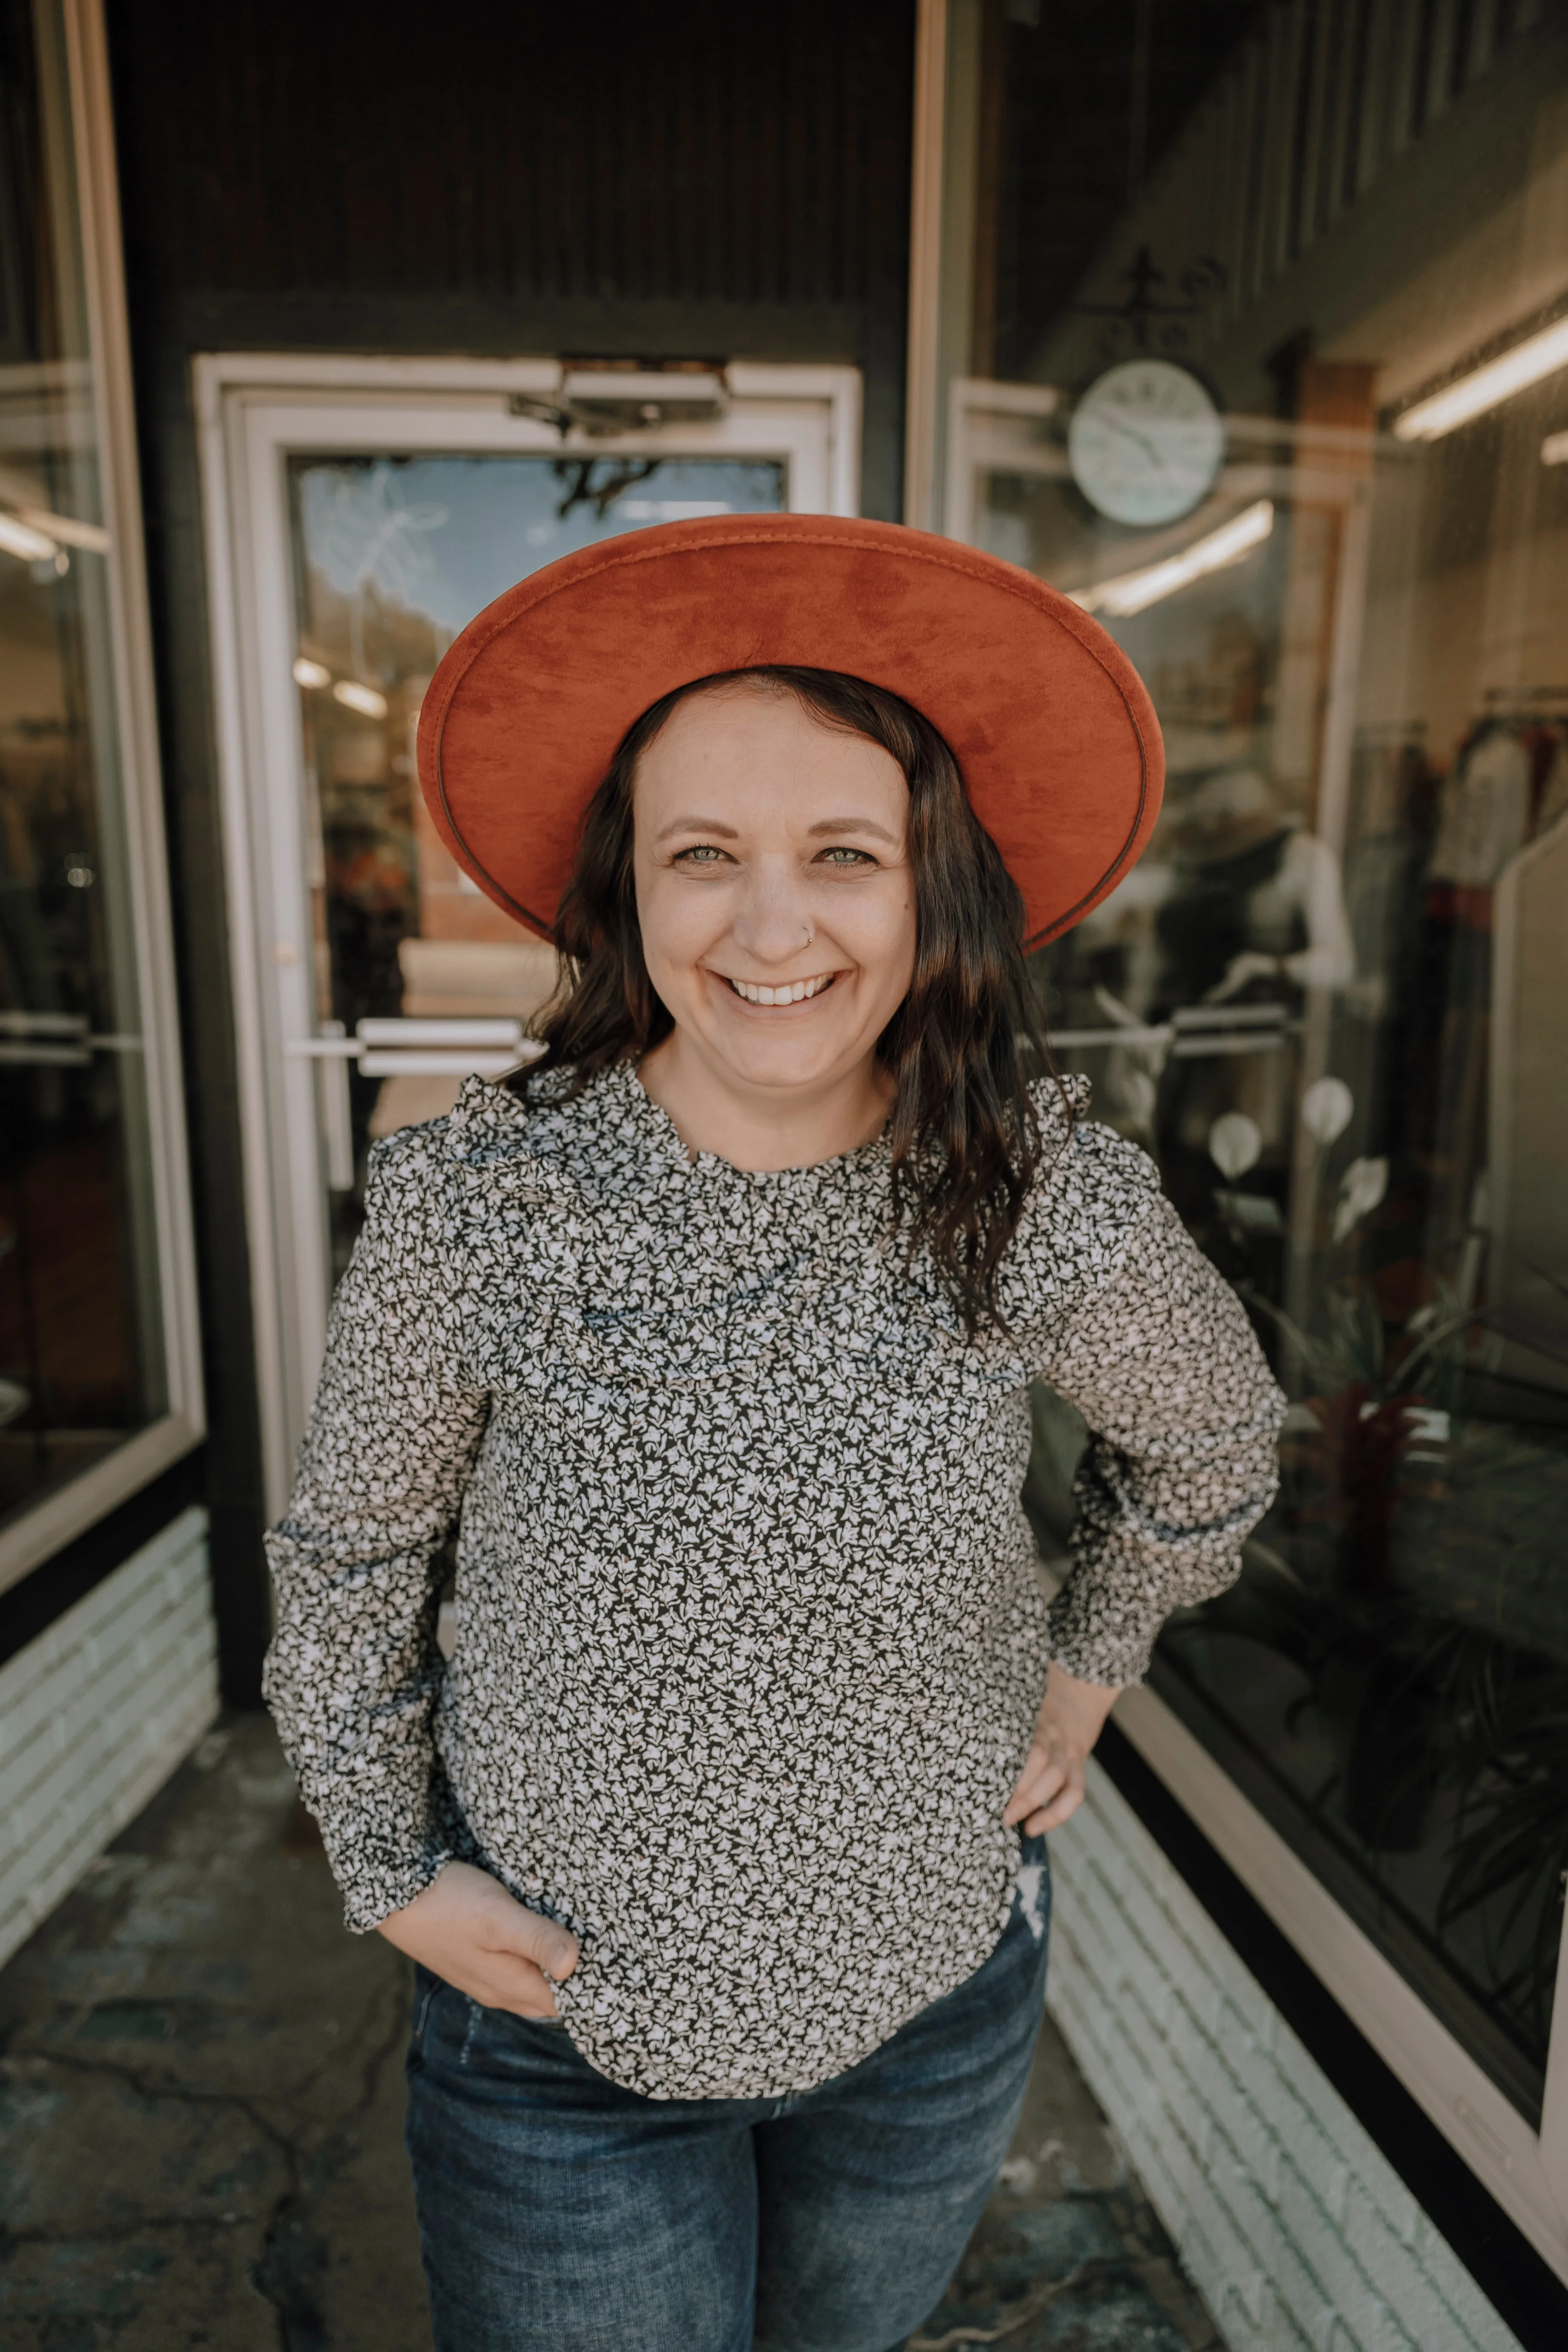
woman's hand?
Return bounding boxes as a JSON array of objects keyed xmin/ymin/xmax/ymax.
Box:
[
  {"xmin": 1003, "ymin": 1661, "xmax": 1122, "ymax": 1835},
  {"xmin": 376, "ymin": 1860, "xmax": 580, "ymax": 2018}
]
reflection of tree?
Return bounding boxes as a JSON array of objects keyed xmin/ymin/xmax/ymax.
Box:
[
  {"xmin": 301, "ymin": 463, "xmax": 450, "ymax": 688},
  {"xmin": 552, "ymin": 456, "xmax": 661, "ymax": 520}
]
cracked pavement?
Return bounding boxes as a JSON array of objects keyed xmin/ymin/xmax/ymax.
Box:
[{"xmin": 0, "ymin": 1715, "xmax": 1219, "ymax": 2349}]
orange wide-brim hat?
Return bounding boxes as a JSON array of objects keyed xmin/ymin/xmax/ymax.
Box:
[{"xmin": 417, "ymin": 514, "xmax": 1162, "ymax": 951}]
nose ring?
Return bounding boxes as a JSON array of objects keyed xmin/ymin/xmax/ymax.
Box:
[{"xmin": 801, "ymin": 920, "xmax": 815, "ymax": 946}]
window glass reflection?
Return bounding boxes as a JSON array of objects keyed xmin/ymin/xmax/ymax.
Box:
[
  {"xmin": 0, "ymin": 0, "xmax": 166, "ymax": 1535},
  {"xmin": 286, "ymin": 453, "xmax": 787, "ymax": 1281},
  {"xmin": 965, "ymin": 0, "xmax": 1568, "ymax": 2118}
]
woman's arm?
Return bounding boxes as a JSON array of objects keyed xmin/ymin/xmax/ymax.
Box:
[
  {"xmin": 1040, "ymin": 1183, "xmax": 1286, "ymax": 1696},
  {"xmin": 262, "ymin": 1125, "xmax": 494, "ymax": 1931},
  {"xmin": 1006, "ymin": 1155, "xmax": 1285, "ymax": 1830}
]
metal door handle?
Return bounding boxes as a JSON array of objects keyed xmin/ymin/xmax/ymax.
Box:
[
  {"xmin": 0, "ymin": 1011, "xmax": 145, "ymax": 1067},
  {"xmin": 286, "ymin": 1020, "xmax": 543, "ymax": 1191},
  {"xmin": 286, "ymin": 1017, "xmax": 539, "ymax": 1073}
]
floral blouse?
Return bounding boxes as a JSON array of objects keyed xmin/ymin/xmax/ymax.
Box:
[{"xmin": 263, "ymin": 1060, "xmax": 1283, "ymax": 2101}]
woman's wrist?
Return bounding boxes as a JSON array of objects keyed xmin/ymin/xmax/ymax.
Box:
[{"xmin": 1002, "ymin": 1660, "xmax": 1122, "ymax": 1835}]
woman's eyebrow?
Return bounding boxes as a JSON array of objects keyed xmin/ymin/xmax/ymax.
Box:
[
  {"xmin": 806, "ymin": 817, "xmax": 902, "ymax": 844},
  {"xmin": 655, "ymin": 816, "xmax": 742, "ymax": 842}
]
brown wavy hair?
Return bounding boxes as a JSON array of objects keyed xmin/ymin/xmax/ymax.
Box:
[{"xmin": 513, "ymin": 667, "xmax": 1065, "ymax": 1335}]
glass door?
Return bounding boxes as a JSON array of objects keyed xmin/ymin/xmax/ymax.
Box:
[
  {"xmin": 199, "ymin": 358, "xmax": 861, "ymax": 1506},
  {"xmin": 286, "ymin": 448, "xmax": 790, "ymax": 1289}
]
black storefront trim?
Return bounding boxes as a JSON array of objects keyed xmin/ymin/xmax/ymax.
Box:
[
  {"xmin": 0, "ymin": 1449, "xmax": 205, "ymax": 1674},
  {"xmin": 1096, "ymin": 1722, "xmax": 1568, "ymax": 2352}
]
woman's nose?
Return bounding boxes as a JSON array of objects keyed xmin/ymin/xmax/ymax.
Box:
[{"xmin": 729, "ymin": 869, "xmax": 814, "ymax": 967}]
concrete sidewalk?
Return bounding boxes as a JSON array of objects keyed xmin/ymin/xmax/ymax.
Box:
[{"xmin": 0, "ymin": 1715, "xmax": 1219, "ymax": 2350}]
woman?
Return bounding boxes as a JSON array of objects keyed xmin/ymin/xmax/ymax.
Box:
[{"xmin": 265, "ymin": 516, "xmax": 1283, "ymax": 2352}]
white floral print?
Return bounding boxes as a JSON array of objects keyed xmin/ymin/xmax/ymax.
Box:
[{"xmin": 264, "ymin": 1061, "xmax": 1283, "ymax": 2100}]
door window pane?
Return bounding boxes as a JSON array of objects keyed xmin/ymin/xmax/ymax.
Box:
[
  {"xmin": 945, "ymin": 1, "xmax": 1568, "ymax": 2119},
  {"xmin": 286, "ymin": 453, "xmax": 786, "ymax": 1280},
  {"xmin": 0, "ymin": 1, "xmax": 169, "ymax": 1536}
]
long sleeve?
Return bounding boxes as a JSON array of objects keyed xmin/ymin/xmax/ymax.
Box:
[
  {"xmin": 262, "ymin": 1124, "xmax": 490, "ymax": 1930},
  {"xmin": 1028, "ymin": 1128, "xmax": 1286, "ymax": 1689}
]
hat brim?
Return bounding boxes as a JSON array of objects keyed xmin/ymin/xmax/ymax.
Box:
[{"xmin": 417, "ymin": 514, "xmax": 1163, "ymax": 951}]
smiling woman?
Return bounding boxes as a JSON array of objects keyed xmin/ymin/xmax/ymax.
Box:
[
  {"xmin": 262, "ymin": 516, "xmax": 1283, "ymax": 2352},
  {"xmin": 634, "ymin": 680, "xmax": 918, "ymax": 1151},
  {"xmin": 528, "ymin": 665, "xmax": 1057, "ymax": 1333}
]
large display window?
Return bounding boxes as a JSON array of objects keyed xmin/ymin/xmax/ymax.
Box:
[
  {"xmin": 0, "ymin": 0, "xmax": 199, "ymax": 1588},
  {"xmin": 912, "ymin": 0, "xmax": 1568, "ymax": 2270}
]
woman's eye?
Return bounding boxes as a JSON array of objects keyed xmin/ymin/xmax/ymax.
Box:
[
  {"xmin": 816, "ymin": 846, "xmax": 876, "ymax": 868},
  {"xmin": 674, "ymin": 844, "xmax": 729, "ymax": 867}
]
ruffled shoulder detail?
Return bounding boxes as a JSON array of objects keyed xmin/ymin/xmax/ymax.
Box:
[
  {"xmin": 438, "ymin": 1060, "xmax": 683, "ymax": 1207},
  {"xmin": 441, "ymin": 1070, "xmax": 539, "ymax": 1165},
  {"xmin": 1029, "ymin": 1069, "xmax": 1092, "ymax": 1127}
]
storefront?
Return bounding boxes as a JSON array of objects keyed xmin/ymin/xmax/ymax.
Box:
[
  {"xmin": 1, "ymin": 0, "xmax": 1565, "ymax": 2343},
  {"xmin": 908, "ymin": 0, "xmax": 1568, "ymax": 2339}
]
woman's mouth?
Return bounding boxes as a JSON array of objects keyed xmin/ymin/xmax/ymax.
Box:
[{"xmin": 720, "ymin": 971, "xmax": 838, "ymax": 1007}]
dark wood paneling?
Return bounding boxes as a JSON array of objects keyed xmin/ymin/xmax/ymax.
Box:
[
  {"xmin": 991, "ymin": 0, "xmax": 1263, "ymax": 381},
  {"xmin": 110, "ymin": 0, "xmax": 912, "ymax": 321},
  {"xmin": 102, "ymin": 0, "xmax": 914, "ymax": 1696}
]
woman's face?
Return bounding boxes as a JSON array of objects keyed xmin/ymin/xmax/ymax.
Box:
[{"xmin": 632, "ymin": 683, "xmax": 916, "ymax": 1099}]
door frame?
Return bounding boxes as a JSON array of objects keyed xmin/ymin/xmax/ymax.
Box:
[{"xmin": 193, "ymin": 352, "xmax": 862, "ymax": 1520}]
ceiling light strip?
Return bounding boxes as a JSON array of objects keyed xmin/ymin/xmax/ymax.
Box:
[
  {"xmin": 1394, "ymin": 315, "xmax": 1568, "ymax": 442},
  {"xmin": 1071, "ymin": 499, "xmax": 1275, "ymax": 619}
]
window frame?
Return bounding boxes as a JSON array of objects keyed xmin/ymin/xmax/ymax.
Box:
[
  {"xmin": 0, "ymin": 0, "xmax": 205, "ymax": 1597},
  {"xmin": 905, "ymin": 0, "xmax": 1568, "ymax": 2280}
]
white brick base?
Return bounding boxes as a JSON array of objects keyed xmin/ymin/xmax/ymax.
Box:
[
  {"xmin": 1047, "ymin": 1759, "xmax": 1526, "ymax": 2352},
  {"xmin": 0, "ymin": 1505, "xmax": 218, "ymax": 1971}
]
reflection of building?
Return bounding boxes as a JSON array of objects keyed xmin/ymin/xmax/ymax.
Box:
[{"xmin": 3, "ymin": 2, "xmax": 1566, "ymax": 2344}]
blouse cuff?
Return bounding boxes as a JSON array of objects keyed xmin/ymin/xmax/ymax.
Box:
[
  {"xmin": 310, "ymin": 1779, "xmax": 458, "ymax": 1934},
  {"xmin": 1045, "ymin": 1582, "xmax": 1161, "ymax": 1690}
]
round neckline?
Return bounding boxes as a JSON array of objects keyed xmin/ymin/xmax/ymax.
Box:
[{"xmin": 616, "ymin": 1058, "xmax": 891, "ymax": 1187}]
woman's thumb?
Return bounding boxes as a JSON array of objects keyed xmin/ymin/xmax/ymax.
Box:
[{"xmin": 526, "ymin": 1916, "xmax": 580, "ymax": 1979}]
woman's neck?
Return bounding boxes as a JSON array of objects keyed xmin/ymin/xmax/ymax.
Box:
[{"xmin": 637, "ymin": 1030, "xmax": 894, "ymax": 1172}]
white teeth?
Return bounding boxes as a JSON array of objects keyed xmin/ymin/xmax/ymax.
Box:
[{"xmin": 726, "ymin": 973, "xmax": 833, "ymax": 1005}]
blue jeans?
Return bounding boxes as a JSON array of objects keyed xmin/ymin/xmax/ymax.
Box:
[{"xmin": 404, "ymin": 1839, "xmax": 1050, "ymax": 2352}]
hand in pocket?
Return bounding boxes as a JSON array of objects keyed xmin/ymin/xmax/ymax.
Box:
[{"xmin": 377, "ymin": 1861, "xmax": 579, "ymax": 2017}]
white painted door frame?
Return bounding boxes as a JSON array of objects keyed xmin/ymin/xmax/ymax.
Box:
[{"xmin": 193, "ymin": 353, "xmax": 861, "ymax": 1522}]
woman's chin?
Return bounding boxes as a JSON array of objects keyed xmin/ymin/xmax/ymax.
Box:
[
  {"xmin": 715, "ymin": 1041, "xmax": 855, "ymax": 1093},
  {"xmin": 695, "ymin": 1014, "xmax": 864, "ymax": 1094}
]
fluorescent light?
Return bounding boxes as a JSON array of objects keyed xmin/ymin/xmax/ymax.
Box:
[
  {"xmin": 1394, "ymin": 315, "xmax": 1568, "ymax": 442},
  {"xmin": 332, "ymin": 679, "xmax": 388, "ymax": 719},
  {"xmin": 1542, "ymin": 430, "xmax": 1568, "ymax": 466},
  {"xmin": 293, "ymin": 656, "xmax": 331, "ymax": 689},
  {"xmin": 1072, "ymin": 500, "xmax": 1274, "ymax": 618},
  {"xmin": 16, "ymin": 505, "xmax": 109, "ymax": 552},
  {"xmin": 0, "ymin": 511, "xmax": 58, "ymax": 562}
]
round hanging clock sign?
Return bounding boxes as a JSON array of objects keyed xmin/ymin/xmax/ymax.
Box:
[{"xmin": 1067, "ymin": 358, "xmax": 1225, "ymax": 527}]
